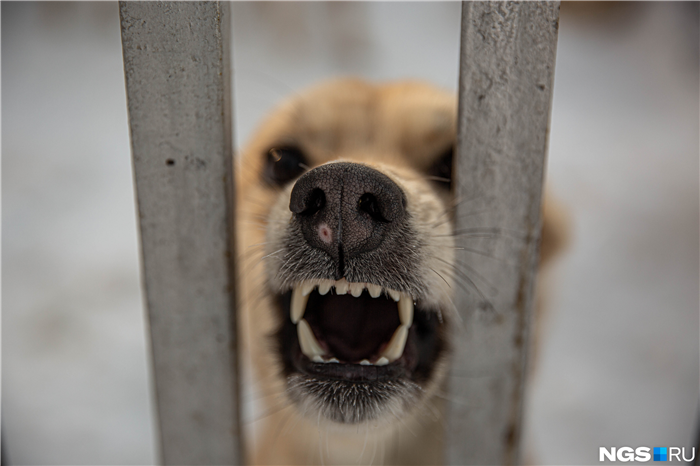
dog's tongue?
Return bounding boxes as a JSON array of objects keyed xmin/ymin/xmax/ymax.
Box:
[{"xmin": 306, "ymin": 292, "xmax": 399, "ymax": 362}]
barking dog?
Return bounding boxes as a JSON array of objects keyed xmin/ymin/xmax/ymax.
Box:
[{"xmin": 237, "ymin": 79, "xmax": 563, "ymax": 465}]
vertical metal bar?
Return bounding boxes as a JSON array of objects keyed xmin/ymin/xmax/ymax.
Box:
[
  {"xmin": 446, "ymin": 2, "xmax": 559, "ymax": 465},
  {"xmin": 119, "ymin": 2, "xmax": 242, "ymax": 464}
]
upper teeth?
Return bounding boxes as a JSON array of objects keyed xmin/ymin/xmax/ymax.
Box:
[
  {"xmin": 290, "ymin": 286, "xmax": 310, "ymax": 324},
  {"xmin": 388, "ymin": 289, "xmax": 400, "ymax": 302},
  {"xmin": 291, "ymin": 278, "xmax": 415, "ymax": 366}
]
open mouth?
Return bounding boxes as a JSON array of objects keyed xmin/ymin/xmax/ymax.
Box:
[
  {"xmin": 276, "ymin": 278, "xmax": 445, "ymax": 387},
  {"xmin": 292, "ymin": 278, "xmax": 413, "ymax": 366}
]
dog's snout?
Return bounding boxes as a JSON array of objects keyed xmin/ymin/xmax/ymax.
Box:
[{"xmin": 290, "ymin": 162, "xmax": 406, "ymax": 272}]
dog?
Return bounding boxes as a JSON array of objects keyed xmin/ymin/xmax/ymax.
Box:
[{"xmin": 236, "ymin": 78, "xmax": 565, "ymax": 465}]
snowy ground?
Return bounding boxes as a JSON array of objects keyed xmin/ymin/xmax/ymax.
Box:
[{"xmin": 3, "ymin": 2, "xmax": 698, "ymax": 464}]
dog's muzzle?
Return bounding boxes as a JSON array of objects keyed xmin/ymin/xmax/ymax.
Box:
[{"xmin": 272, "ymin": 162, "xmax": 446, "ymax": 423}]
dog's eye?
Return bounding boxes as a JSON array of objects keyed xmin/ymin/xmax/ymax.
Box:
[
  {"xmin": 428, "ymin": 145, "xmax": 453, "ymax": 190},
  {"xmin": 265, "ymin": 146, "xmax": 308, "ymax": 186}
]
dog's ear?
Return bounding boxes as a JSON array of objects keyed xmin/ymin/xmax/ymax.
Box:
[{"xmin": 539, "ymin": 194, "xmax": 569, "ymax": 267}]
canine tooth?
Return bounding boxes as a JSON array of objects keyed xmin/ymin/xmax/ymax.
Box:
[
  {"xmin": 290, "ymin": 285, "xmax": 310, "ymax": 324},
  {"xmin": 349, "ymin": 282, "xmax": 364, "ymax": 297},
  {"xmin": 312, "ymin": 355, "xmax": 324, "ymax": 363},
  {"xmin": 301, "ymin": 281, "xmax": 316, "ymax": 297},
  {"xmin": 359, "ymin": 359, "xmax": 371, "ymax": 365},
  {"xmin": 318, "ymin": 280, "xmax": 332, "ymax": 295},
  {"xmin": 335, "ymin": 278, "xmax": 349, "ymax": 295},
  {"xmin": 381, "ymin": 325, "xmax": 409, "ymax": 362},
  {"xmin": 297, "ymin": 319, "xmax": 325, "ymax": 359},
  {"xmin": 398, "ymin": 295, "xmax": 414, "ymax": 327},
  {"xmin": 375, "ymin": 357, "xmax": 389, "ymax": 366},
  {"xmin": 388, "ymin": 289, "xmax": 400, "ymax": 302},
  {"xmin": 368, "ymin": 284, "xmax": 382, "ymax": 298}
]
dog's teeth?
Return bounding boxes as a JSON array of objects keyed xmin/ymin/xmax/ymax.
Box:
[
  {"xmin": 375, "ymin": 357, "xmax": 389, "ymax": 366},
  {"xmin": 290, "ymin": 285, "xmax": 310, "ymax": 324},
  {"xmin": 388, "ymin": 289, "xmax": 401, "ymax": 302},
  {"xmin": 328, "ymin": 357, "xmax": 339, "ymax": 363},
  {"xmin": 297, "ymin": 319, "xmax": 325, "ymax": 359},
  {"xmin": 349, "ymin": 282, "xmax": 364, "ymax": 297},
  {"xmin": 381, "ymin": 325, "xmax": 409, "ymax": 362},
  {"xmin": 359, "ymin": 359, "xmax": 371, "ymax": 365},
  {"xmin": 368, "ymin": 284, "xmax": 382, "ymax": 298},
  {"xmin": 312, "ymin": 355, "xmax": 324, "ymax": 363},
  {"xmin": 398, "ymin": 294, "xmax": 414, "ymax": 327},
  {"xmin": 335, "ymin": 278, "xmax": 349, "ymax": 295},
  {"xmin": 301, "ymin": 281, "xmax": 316, "ymax": 297},
  {"xmin": 318, "ymin": 280, "xmax": 332, "ymax": 295}
]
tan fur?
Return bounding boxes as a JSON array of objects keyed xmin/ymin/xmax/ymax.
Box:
[{"xmin": 236, "ymin": 78, "xmax": 563, "ymax": 465}]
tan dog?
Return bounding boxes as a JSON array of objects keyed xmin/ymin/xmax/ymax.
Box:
[{"xmin": 237, "ymin": 78, "xmax": 564, "ymax": 465}]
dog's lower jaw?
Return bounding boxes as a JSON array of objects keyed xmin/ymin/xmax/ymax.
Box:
[
  {"xmin": 254, "ymin": 289, "xmax": 450, "ymax": 464},
  {"xmin": 287, "ymin": 374, "xmax": 422, "ymax": 424},
  {"xmin": 252, "ymin": 382, "xmax": 447, "ymax": 466}
]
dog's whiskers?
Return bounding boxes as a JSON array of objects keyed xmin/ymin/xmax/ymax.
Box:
[
  {"xmin": 457, "ymin": 245, "xmax": 509, "ymax": 263},
  {"xmin": 453, "ymin": 226, "xmax": 528, "ymax": 239},
  {"xmin": 430, "ymin": 261, "xmax": 494, "ymax": 317},
  {"xmin": 266, "ymin": 408, "xmax": 296, "ymax": 458},
  {"xmin": 434, "ymin": 256, "xmax": 498, "ymax": 296},
  {"xmin": 260, "ymin": 247, "xmax": 287, "ymax": 261},
  {"xmin": 247, "ymin": 398, "xmax": 294, "ymax": 425}
]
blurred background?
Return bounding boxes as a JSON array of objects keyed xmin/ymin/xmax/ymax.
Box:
[{"xmin": 2, "ymin": 2, "xmax": 698, "ymax": 464}]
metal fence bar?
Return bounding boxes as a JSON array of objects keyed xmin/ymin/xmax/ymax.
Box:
[
  {"xmin": 446, "ymin": 2, "xmax": 560, "ymax": 464},
  {"xmin": 119, "ymin": 3, "xmax": 242, "ymax": 464}
]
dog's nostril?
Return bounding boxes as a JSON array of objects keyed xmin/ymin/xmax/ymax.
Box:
[
  {"xmin": 300, "ymin": 188, "xmax": 326, "ymax": 216},
  {"xmin": 358, "ymin": 193, "xmax": 387, "ymax": 222}
]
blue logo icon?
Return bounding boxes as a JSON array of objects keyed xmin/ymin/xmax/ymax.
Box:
[{"xmin": 654, "ymin": 447, "xmax": 667, "ymax": 462}]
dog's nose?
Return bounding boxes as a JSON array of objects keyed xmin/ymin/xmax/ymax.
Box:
[{"xmin": 289, "ymin": 162, "xmax": 406, "ymax": 274}]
